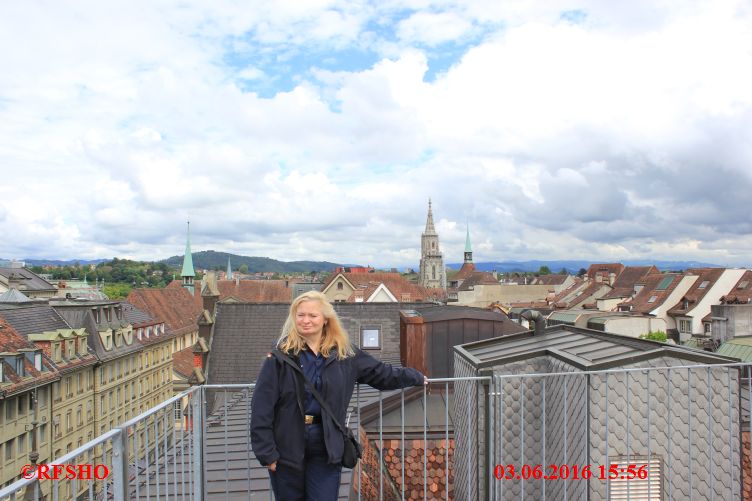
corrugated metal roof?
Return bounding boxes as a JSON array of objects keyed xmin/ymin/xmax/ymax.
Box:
[
  {"xmin": 455, "ymin": 324, "xmax": 737, "ymax": 371},
  {"xmin": 717, "ymin": 338, "xmax": 752, "ymax": 361},
  {"xmin": 548, "ymin": 311, "xmax": 581, "ymax": 322}
]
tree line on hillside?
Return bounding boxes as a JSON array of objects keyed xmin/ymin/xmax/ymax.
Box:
[{"xmin": 30, "ymin": 258, "xmax": 182, "ymax": 288}]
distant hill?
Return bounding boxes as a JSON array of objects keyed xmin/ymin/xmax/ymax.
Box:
[
  {"xmin": 161, "ymin": 250, "xmax": 341, "ymax": 273},
  {"xmin": 446, "ymin": 260, "xmax": 724, "ymax": 273},
  {"xmin": 6, "ymin": 258, "xmax": 109, "ymax": 267}
]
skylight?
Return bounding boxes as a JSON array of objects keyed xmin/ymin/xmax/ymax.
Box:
[
  {"xmin": 738, "ymin": 280, "xmax": 749, "ymax": 289},
  {"xmin": 647, "ymin": 295, "xmax": 658, "ymax": 303},
  {"xmin": 698, "ymin": 280, "xmax": 710, "ymax": 289},
  {"xmin": 656, "ymin": 276, "xmax": 673, "ymax": 290}
]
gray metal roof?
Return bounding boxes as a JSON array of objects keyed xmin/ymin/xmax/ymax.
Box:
[
  {"xmin": 0, "ymin": 288, "xmax": 31, "ymax": 303},
  {"xmin": 0, "ymin": 303, "xmax": 71, "ymax": 335},
  {"xmin": 0, "ymin": 267, "xmax": 57, "ymax": 291},
  {"xmin": 454, "ymin": 324, "xmax": 737, "ymax": 371},
  {"xmin": 408, "ymin": 305, "xmax": 510, "ymax": 322}
]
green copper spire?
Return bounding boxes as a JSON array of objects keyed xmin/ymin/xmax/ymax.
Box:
[
  {"xmin": 464, "ymin": 222, "xmax": 473, "ymax": 263},
  {"xmin": 226, "ymin": 255, "xmax": 232, "ymax": 280},
  {"xmin": 181, "ymin": 221, "xmax": 195, "ymax": 278}
]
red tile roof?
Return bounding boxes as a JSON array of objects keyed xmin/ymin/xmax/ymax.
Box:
[
  {"xmin": 448, "ymin": 262, "xmax": 476, "ymax": 284},
  {"xmin": 216, "ymin": 280, "xmax": 291, "ymax": 303},
  {"xmin": 354, "ymin": 426, "xmax": 454, "ymax": 500},
  {"xmin": 532, "ymin": 274, "xmax": 569, "ymax": 286},
  {"xmin": 127, "ymin": 287, "xmax": 204, "ymax": 337},
  {"xmin": 0, "ymin": 316, "xmax": 59, "ymax": 396},
  {"xmin": 172, "ymin": 346, "xmax": 195, "ymax": 379},
  {"xmin": 324, "ymin": 272, "xmax": 444, "ymax": 302},
  {"xmin": 587, "ymin": 263, "xmax": 625, "ymax": 282},
  {"xmin": 721, "ymin": 270, "xmax": 752, "ymax": 304},
  {"xmin": 618, "ymin": 273, "xmax": 684, "ymax": 313},
  {"xmin": 601, "ymin": 266, "xmax": 659, "ymax": 300},
  {"xmin": 668, "ymin": 268, "xmax": 725, "ymax": 316},
  {"xmin": 457, "ymin": 271, "xmax": 499, "ymax": 291}
]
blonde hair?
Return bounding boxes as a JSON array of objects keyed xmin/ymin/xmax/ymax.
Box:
[{"xmin": 278, "ymin": 291, "xmax": 353, "ymax": 360}]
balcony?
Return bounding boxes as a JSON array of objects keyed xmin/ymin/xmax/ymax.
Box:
[{"xmin": 2, "ymin": 363, "xmax": 752, "ymax": 500}]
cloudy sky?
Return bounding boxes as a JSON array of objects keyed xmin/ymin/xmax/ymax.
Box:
[{"xmin": 1, "ymin": 1, "xmax": 751, "ymax": 268}]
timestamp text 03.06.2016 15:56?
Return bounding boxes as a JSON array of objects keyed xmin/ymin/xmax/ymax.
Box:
[{"xmin": 494, "ymin": 463, "xmax": 649, "ymax": 481}]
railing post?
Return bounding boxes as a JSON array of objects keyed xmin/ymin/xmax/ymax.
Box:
[
  {"xmin": 112, "ymin": 427, "xmax": 129, "ymax": 500},
  {"xmin": 193, "ymin": 387, "xmax": 205, "ymax": 501}
]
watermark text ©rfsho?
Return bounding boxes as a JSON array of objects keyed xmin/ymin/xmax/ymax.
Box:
[{"xmin": 20, "ymin": 464, "xmax": 110, "ymax": 481}]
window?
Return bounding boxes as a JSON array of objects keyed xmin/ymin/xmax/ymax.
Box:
[
  {"xmin": 361, "ymin": 326, "xmax": 381, "ymax": 349},
  {"xmin": 67, "ymin": 340, "xmax": 74, "ymax": 358},
  {"xmin": 704, "ymin": 323, "xmax": 711, "ymax": 334},
  {"xmin": 65, "ymin": 377, "xmax": 71, "ymax": 398},
  {"xmin": 39, "ymin": 424, "xmax": 47, "ymax": 443},
  {"xmin": 77, "ymin": 373, "xmax": 83, "ymax": 393},
  {"xmin": 66, "ymin": 411, "xmax": 72, "ymax": 432},
  {"xmin": 17, "ymin": 395, "xmax": 25, "ymax": 417},
  {"xmin": 38, "ymin": 387, "xmax": 46, "ymax": 408},
  {"xmin": 679, "ymin": 319, "xmax": 692, "ymax": 333},
  {"xmin": 698, "ymin": 280, "xmax": 709, "ymax": 289},
  {"xmin": 738, "ymin": 280, "xmax": 749, "ymax": 290},
  {"xmin": 53, "ymin": 342, "xmax": 61, "ymax": 362},
  {"xmin": 337, "ymin": 282, "xmax": 343, "ymax": 290},
  {"xmin": 608, "ymin": 456, "xmax": 662, "ymax": 500},
  {"xmin": 77, "ymin": 406, "xmax": 82, "ymax": 426},
  {"xmin": 52, "ymin": 382, "xmax": 61, "ymax": 402},
  {"xmin": 18, "ymin": 433, "xmax": 25, "ymax": 454},
  {"xmin": 647, "ymin": 295, "xmax": 657, "ymax": 303},
  {"xmin": 100, "ymin": 396, "xmax": 105, "ymax": 414},
  {"xmin": 5, "ymin": 438, "xmax": 13, "ymax": 460},
  {"xmin": 174, "ymin": 401, "xmax": 182, "ymax": 420},
  {"xmin": 99, "ymin": 367, "xmax": 105, "ymax": 385}
]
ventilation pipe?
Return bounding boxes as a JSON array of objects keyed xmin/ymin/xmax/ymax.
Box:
[{"xmin": 521, "ymin": 309, "xmax": 545, "ymax": 336}]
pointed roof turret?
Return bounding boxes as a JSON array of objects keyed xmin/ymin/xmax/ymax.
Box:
[
  {"xmin": 226, "ymin": 256, "xmax": 232, "ymax": 280},
  {"xmin": 424, "ymin": 199, "xmax": 437, "ymax": 235},
  {"xmin": 464, "ymin": 222, "xmax": 473, "ymax": 264},
  {"xmin": 181, "ymin": 221, "xmax": 195, "ymax": 279}
]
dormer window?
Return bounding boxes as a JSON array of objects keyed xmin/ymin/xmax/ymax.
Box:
[
  {"xmin": 93, "ymin": 309, "xmax": 100, "ymax": 323},
  {"xmin": 15, "ymin": 355, "xmax": 24, "ymax": 377},
  {"xmin": 160, "ymin": 324, "xmax": 165, "ymax": 334},
  {"xmin": 683, "ymin": 299, "xmax": 689, "ymax": 309},
  {"xmin": 137, "ymin": 328, "xmax": 142, "ymax": 341},
  {"xmin": 66, "ymin": 341, "xmax": 75, "ymax": 359},
  {"xmin": 79, "ymin": 337, "xmax": 88, "ymax": 356},
  {"xmin": 105, "ymin": 308, "xmax": 111, "ymax": 322},
  {"xmin": 53, "ymin": 342, "xmax": 62, "ymax": 363},
  {"xmin": 34, "ymin": 352, "xmax": 42, "ymax": 371}
]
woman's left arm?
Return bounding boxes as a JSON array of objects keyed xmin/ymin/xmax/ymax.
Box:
[{"xmin": 354, "ymin": 348, "xmax": 425, "ymax": 390}]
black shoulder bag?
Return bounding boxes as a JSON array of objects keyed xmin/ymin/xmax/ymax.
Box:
[{"xmin": 272, "ymin": 350, "xmax": 363, "ymax": 468}]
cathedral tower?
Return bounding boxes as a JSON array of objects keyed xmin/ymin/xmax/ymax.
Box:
[{"xmin": 419, "ymin": 199, "xmax": 446, "ymax": 289}]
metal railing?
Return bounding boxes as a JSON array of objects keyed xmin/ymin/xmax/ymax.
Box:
[{"xmin": 2, "ymin": 364, "xmax": 751, "ymax": 500}]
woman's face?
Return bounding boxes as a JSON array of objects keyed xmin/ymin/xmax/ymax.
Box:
[{"xmin": 295, "ymin": 300, "xmax": 326, "ymax": 339}]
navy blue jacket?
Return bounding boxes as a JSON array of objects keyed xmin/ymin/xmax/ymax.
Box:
[{"xmin": 250, "ymin": 347, "xmax": 424, "ymax": 469}]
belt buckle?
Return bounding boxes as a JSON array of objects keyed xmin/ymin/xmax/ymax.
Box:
[{"xmin": 304, "ymin": 415, "xmax": 314, "ymax": 425}]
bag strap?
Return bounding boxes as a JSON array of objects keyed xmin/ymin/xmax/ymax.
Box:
[{"xmin": 272, "ymin": 350, "xmax": 351, "ymax": 436}]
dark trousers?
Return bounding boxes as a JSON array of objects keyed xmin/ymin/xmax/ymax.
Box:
[{"xmin": 269, "ymin": 424, "xmax": 342, "ymax": 501}]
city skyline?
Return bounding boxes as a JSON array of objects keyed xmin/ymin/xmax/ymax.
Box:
[{"xmin": 1, "ymin": 1, "xmax": 751, "ymax": 267}]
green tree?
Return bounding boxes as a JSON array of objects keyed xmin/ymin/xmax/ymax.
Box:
[
  {"xmin": 238, "ymin": 264, "xmax": 249, "ymax": 274},
  {"xmin": 639, "ymin": 331, "xmax": 668, "ymax": 342},
  {"xmin": 559, "ymin": 268, "xmax": 568, "ymax": 275},
  {"xmin": 103, "ymin": 283, "xmax": 132, "ymax": 300},
  {"xmin": 577, "ymin": 268, "xmax": 587, "ymax": 278},
  {"xmin": 538, "ymin": 265, "xmax": 551, "ymax": 275}
]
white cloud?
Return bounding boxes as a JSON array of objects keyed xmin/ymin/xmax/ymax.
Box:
[{"xmin": 0, "ymin": 0, "xmax": 751, "ymax": 267}]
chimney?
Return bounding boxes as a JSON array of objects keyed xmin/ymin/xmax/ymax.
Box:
[
  {"xmin": 399, "ymin": 310, "xmax": 428, "ymax": 376},
  {"xmin": 235, "ymin": 275, "xmax": 240, "ymax": 286}
]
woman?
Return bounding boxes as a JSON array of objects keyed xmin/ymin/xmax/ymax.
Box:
[{"xmin": 251, "ymin": 291, "xmax": 426, "ymax": 500}]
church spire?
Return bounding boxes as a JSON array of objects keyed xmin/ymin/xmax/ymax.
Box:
[
  {"xmin": 181, "ymin": 221, "xmax": 195, "ymax": 294},
  {"xmin": 419, "ymin": 198, "xmax": 445, "ymax": 289},
  {"xmin": 226, "ymin": 255, "xmax": 232, "ymax": 280},
  {"xmin": 424, "ymin": 198, "xmax": 437, "ymax": 234},
  {"xmin": 464, "ymin": 222, "xmax": 473, "ymax": 263}
]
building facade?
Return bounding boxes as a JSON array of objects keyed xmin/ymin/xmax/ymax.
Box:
[{"xmin": 418, "ymin": 200, "xmax": 446, "ymax": 290}]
